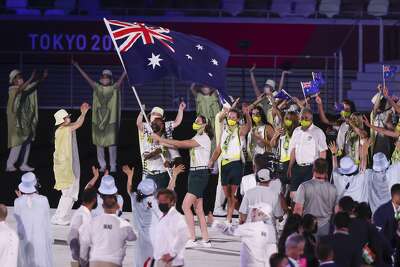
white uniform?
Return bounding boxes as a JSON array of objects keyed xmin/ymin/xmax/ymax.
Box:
[
  {"xmin": 80, "ymin": 213, "xmax": 137, "ymax": 266},
  {"xmin": 216, "ymin": 220, "xmax": 276, "ymax": 267},
  {"xmin": 0, "ymin": 221, "xmax": 19, "ymax": 267},
  {"xmin": 14, "ymin": 194, "xmax": 53, "ymax": 267},
  {"xmin": 150, "ymin": 207, "xmax": 188, "ymax": 266},
  {"xmin": 68, "ymin": 206, "xmax": 92, "ymax": 262},
  {"xmin": 92, "ymin": 194, "xmax": 124, "ymax": 217},
  {"xmin": 332, "ymin": 170, "xmax": 369, "ymax": 203},
  {"xmin": 130, "ymin": 193, "xmax": 160, "ymax": 267}
]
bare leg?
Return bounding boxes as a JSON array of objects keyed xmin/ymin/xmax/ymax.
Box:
[
  {"xmin": 227, "ymin": 185, "xmax": 238, "ymax": 223},
  {"xmin": 182, "ymin": 193, "xmax": 197, "ymax": 240},
  {"xmin": 222, "ymin": 186, "xmax": 232, "ymax": 222},
  {"xmin": 194, "ymin": 198, "xmax": 209, "ymax": 241}
]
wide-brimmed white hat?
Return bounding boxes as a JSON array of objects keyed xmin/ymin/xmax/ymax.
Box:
[
  {"xmin": 102, "ymin": 69, "xmax": 113, "ymax": 77},
  {"xmin": 373, "ymin": 152, "xmax": 390, "ymax": 172},
  {"xmin": 138, "ymin": 179, "xmax": 157, "ymax": 195},
  {"xmin": 257, "ymin": 168, "xmax": 271, "ymax": 182},
  {"xmin": 371, "ymin": 92, "xmax": 391, "ymax": 110},
  {"xmin": 9, "ymin": 69, "xmax": 21, "ymax": 84},
  {"xmin": 98, "ymin": 175, "xmax": 118, "ymax": 195},
  {"xmin": 265, "ymin": 79, "xmax": 276, "ymax": 89},
  {"xmin": 338, "ymin": 156, "xmax": 358, "ymax": 175},
  {"xmin": 250, "ymin": 202, "xmax": 272, "ymax": 215},
  {"xmin": 18, "ymin": 172, "xmax": 37, "ymax": 194},
  {"xmin": 53, "ymin": 109, "xmax": 70, "ymax": 126},
  {"xmin": 151, "ymin": 107, "xmax": 164, "ymax": 117}
]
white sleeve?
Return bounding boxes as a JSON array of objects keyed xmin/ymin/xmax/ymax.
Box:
[
  {"xmin": 317, "ymin": 129, "xmax": 328, "ymax": 151},
  {"xmin": 172, "ymin": 216, "xmax": 189, "ymax": 256},
  {"xmin": 192, "ymin": 134, "xmax": 205, "ymax": 148},
  {"xmin": 79, "ymin": 223, "xmax": 91, "ymax": 262},
  {"xmin": 288, "ymin": 129, "xmax": 298, "ymax": 153},
  {"xmin": 239, "ymin": 195, "xmax": 249, "ymax": 215}
]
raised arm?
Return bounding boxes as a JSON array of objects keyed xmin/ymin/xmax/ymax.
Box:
[
  {"xmin": 190, "ymin": 83, "xmax": 197, "ymax": 97},
  {"xmin": 270, "ymin": 128, "xmax": 284, "ymax": 148},
  {"xmin": 173, "ymin": 102, "xmax": 186, "ymax": 128},
  {"xmin": 20, "ymin": 69, "xmax": 48, "ymax": 96},
  {"xmin": 136, "ymin": 105, "xmax": 146, "ymax": 132},
  {"xmin": 84, "ymin": 166, "xmax": 101, "ymax": 189},
  {"xmin": 315, "ymin": 95, "xmax": 335, "ymax": 126},
  {"xmin": 167, "ymin": 164, "xmax": 185, "ymax": 191},
  {"xmin": 277, "ymin": 70, "xmax": 290, "ymax": 91},
  {"xmin": 372, "ymin": 85, "xmax": 383, "ymax": 115},
  {"xmin": 328, "ymin": 142, "xmax": 339, "ymax": 170},
  {"xmin": 363, "ymin": 115, "xmax": 400, "ymax": 138},
  {"xmin": 249, "ymin": 64, "xmax": 262, "ymax": 97},
  {"xmin": 69, "ymin": 103, "xmax": 90, "ymax": 131},
  {"xmin": 239, "ymin": 107, "xmax": 252, "ymax": 137},
  {"xmin": 72, "ymin": 60, "xmax": 96, "ymax": 89},
  {"xmin": 115, "ymin": 71, "xmax": 127, "ymax": 89},
  {"xmin": 15, "ymin": 69, "xmax": 37, "ymax": 94},
  {"xmin": 122, "ymin": 165, "xmax": 135, "ymax": 194}
]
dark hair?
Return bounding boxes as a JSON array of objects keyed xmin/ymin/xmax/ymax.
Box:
[
  {"xmin": 82, "ymin": 187, "xmax": 97, "ymax": 204},
  {"xmin": 198, "ymin": 115, "xmax": 214, "ymax": 140},
  {"xmin": 317, "ymin": 237, "xmax": 334, "ymax": 261},
  {"xmin": 156, "ymin": 188, "xmax": 177, "ymax": 203},
  {"xmin": 254, "ymin": 153, "xmax": 269, "ymax": 171},
  {"xmin": 302, "ymin": 214, "xmax": 317, "ymax": 233},
  {"xmin": 269, "ymin": 253, "xmax": 287, "ymax": 267},
  {"xmin": 378, "ymin": 98, "xmax": 388, "ymax": 112},
  {"xmin": 334, "ymin": 211, "xmax": 350, "ymax": 229},
  {"xmin": 391, "ymin": 184, "xmax": 400, "ymax": 196},
  {"xmin": 229, "ymin": 108, "xmax": 241, "ymax": 119},
  {"xmin": 342, "ymin": 99, "xmax": 356, "ymax": 113},
  {"xmin": 354, "ymin": 202, "xmax": 372, "ymax": 220},
  {"xmin": 313, "ymin": 158, "xmax": 328, "ymax": 175},
  {"xmin": 338, "ymin": 196, "xmax": 355, "ymax": 214},
  {"xmin": 278, "ymin": 214, "xmax": 302, "ymax": 253},
  {"xmin": 252, "ymin": 106, "xmax": 267, "ymax": 124},
  {"xmin": 102, "ymin": 195, "xmax": 117, "ymax": 209},
  {"xmin": 151, "ymin": 118, "xmax": 165, "ymax": 134}
]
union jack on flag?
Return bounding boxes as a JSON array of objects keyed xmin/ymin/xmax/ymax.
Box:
[
  {"xmin": 383, "ymin": 65, "xmax": 398, "ymax": 79},
  {"xmin": 312, "ymin": 72, "xmax": 325, "ymax": 86},
  {"xmin": 104, "ymin": 18, "xmax": 230, "ymax": 98},
  {"xmin": 301, "ymin": 81, "xmax": 320, "ymax": 97}
]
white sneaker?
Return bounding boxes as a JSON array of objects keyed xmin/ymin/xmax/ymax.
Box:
[
  {"xmin": 185, "ymin": 239, "xmax": 198, "ymax": 248},
  {"xmin": 199, "ymin": 240, "xmax": 212, "ymax": 248},
  {"xmin": 19, "ymin": 165, "xmax": 34, "ymax": 172},
  {"xmin": 213, "ymin": 207, "xmax": 227, "ymax": 216},
  {"xmin": 6, "ymin": 165, "xmax": 17, "ymax": 172}
]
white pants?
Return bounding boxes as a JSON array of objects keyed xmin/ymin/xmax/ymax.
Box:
[
  {"xmin": 6, "ymin": 142, "xmax": 31, "ymax": 167},
  {"xmin": 97, "ymin": 146, "xmax": 117, "ymax": 170},
  {"xmin": 52, "ymin": 178, "xmax": 80, "ymax": 225}
]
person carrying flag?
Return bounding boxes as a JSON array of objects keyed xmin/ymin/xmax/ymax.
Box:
[
  {"xmin": 72, "ymin": 60, "xmax": 126, "ymax": 173},
  {"xmin": 6, "ymin": 69, "xmax": 48, "ymax": 172}
]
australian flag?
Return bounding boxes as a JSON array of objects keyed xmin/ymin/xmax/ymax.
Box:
[
  {"xmin": 301, "ymin": 81, "xmax": 320, "ymax": 97},
  {"xmin": 383, "ymin": 65, "xmax": 398, "ymax": 79},
  {"xmin": 274, "ymin": 89, "xmax": 291, "ymax": 100},
  {"xmin": 312, "ymin": 72, "xmax": 325, "ymax": 87},
  {"xmin": 103, "ymin": 19, "xmax": 230, "ymax": 97}
]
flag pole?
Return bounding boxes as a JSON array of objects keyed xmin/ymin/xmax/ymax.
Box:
[
  {"xmin": 103, "ymin": 18, "xmax": 173, "ymax": 180},
  {"xmin": 281, "ymin": 89, "xmax": 294, "ymax": 100},
  {"xmin": 382, "ymin": 65, "xmax": 386, "ymax": 91}
]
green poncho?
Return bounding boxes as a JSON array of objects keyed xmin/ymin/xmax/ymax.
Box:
[
  {"xmin": 196, "ymin": 92, "xmax": 220, "ymax": 152},
  {"xmin": 7, "ymin": 82, "xmax": 38, "ymax": 148},
  {"xmin": 92, "ymin": 83, "xmax": 120, "ymax": 147}
]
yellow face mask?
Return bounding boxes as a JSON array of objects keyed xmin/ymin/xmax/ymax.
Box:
[
  {"xmin": 252, "ymin": 115, "xmax": 261, "ymax": 124},
  {"xmin": 284, "ymin": 119, "xmax": 293, "ymax": 127},
  {"xmin": 300, "ymin": 120, "xmax": 311, "ymax": 127},
  {"xmin": 396, "ymin": 123, "xmax": 400, "ymax": 133},
  {"xmin": 227, "ymin": 119, "xmax": 237, "ymax": 127},
  {"xmin": 192, "ymin": 123, "xmax": 202, "ymax": 131},
  {"xmin": 340, "ymin": 110, "xmax": 351, "ymax": 118}
]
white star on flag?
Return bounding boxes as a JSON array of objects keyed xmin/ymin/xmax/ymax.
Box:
[
  {"xmin": 211, "ymin": 59, "xmax": 218, "ymax": 66},
  {"xmin": 147, "ymin": 53, "xmax": 163, "ymax": 69},
  {"xmin": 196, "ymin": 44, "xmax": 204, "ymax": 50},
  {"xmin": 208, "ymin": 73, "xmax": 213, "ymax": 77},
  {"xmin": 186, "ymin": 54, "xmax": 193, "ymax": 60}
]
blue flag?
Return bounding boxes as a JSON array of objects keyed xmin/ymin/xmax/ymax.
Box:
[
  {"xmin": 301, "ymin": 81, "xmax": 320, "ymax": 97},
  {"xmin": 383, "ymin": 65, "xmax": 398, "ymax": 79},
  {"xmin": 274, "ymin": 90, "xmax": 290, "ymax": 100},
  {"xmin": 104, "ymin": 19, "xmax": 230, "ymax": 98},
  {"xmin": 312, "ymin": 72, "xmax": 325, "ymax": 86}
]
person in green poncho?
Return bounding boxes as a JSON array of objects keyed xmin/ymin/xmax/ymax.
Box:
[
  {"xmin": 72, "ymin": 61, "xmax": 126, "ymax": 173},
  {"xmin": 6, "ymin": 69, "xmax": 48, "ymax": 172}
]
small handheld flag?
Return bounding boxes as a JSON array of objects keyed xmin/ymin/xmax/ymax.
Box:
[
  {"xmin": 273, "ymin": 89, "xmax": 291, "ymax": 100},
  {"xmin": 312, "ymin": 72, "xmax": 325, "ymax": 86},
  {"xmin": 301, "ymin": 81, "xmax": 320, "ymax": 97},
  {"xmin": 383, "ymin": 65, "xmax": 397, "ymax": 80}
]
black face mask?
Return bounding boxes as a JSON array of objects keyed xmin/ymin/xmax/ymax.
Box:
[
  {"xmin": 158, "ymin": 203, "xmax": 171, "ymax": 214},
  {"xmin": 151, "ymin": 122, "xmax": 162, "ymax": 133}
]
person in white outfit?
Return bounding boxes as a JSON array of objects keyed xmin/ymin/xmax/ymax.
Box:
[
  {"xmin": 150, "ymin": 189, "xmax": 189, "ymax": 267},
  {"xmin": 52, "ymin": 103, "xmax": 90, "ymax": 225},
  {"xmin": 0, "ymin": 204, "xmax": 18, "ymax": 267},
  {"xmin": 214, "ymin": 203, "xmax": 278, "ymax": 267},
  {"xmin": 14, "ymin": 172, "xmax": 53, "ymax": 267},
  {"xmin": 91, "ymin": 174, "xmax": 124, "ymax": 217},
  {"xmin": 68, "ymin": 187, "xmax": 97, "ymax": 267},
  {"xmin": 79, "ymin": 194, "xmax": 137, "ymax": 267}
]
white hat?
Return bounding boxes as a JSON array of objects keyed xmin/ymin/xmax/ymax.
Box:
[
  {"xmin": 338, "ymin": 156, "xmax": 358, "ymax": 175},
  {"xmin": 151, "ymin": 107, "xmax": 164, "ymax": 117},
  {"xmin": 265, "ymin": 79, "xmax": 276, "ymax": 89},
  {"xmin": 138, "ymin": 179, "xmax": 157, "ymax": 195},
  {"xmin": 9, "ymin": 69, "xmax": 21, "ymax": 84},
  {"xmin": 257, "ymin": 168, "xmax": 271, "ymax": 182},
  {"xmin": 371, "ymin": 92, "xmax": 391, "ymax": 110},
  {"xmin": 53, "ymin": 109, "xmax": 70, "ymax": 126},
  {"xmin": 18, "ymin": 172, "xmax": 37, "ymax": 194},
  {"xmin": 98, "ymin": 175, "xmax": 118, "ymax": 195},
  {"xmin": 373, "ymin": 152, "xmax": 390, "ymax": 172},
  {"xmin": 102, "ymin": 69, "xmax": 113, "ymax": 77},
  {"xmin": 250, "ymin": 202, "xmax": 272, "ymax": 215}
]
